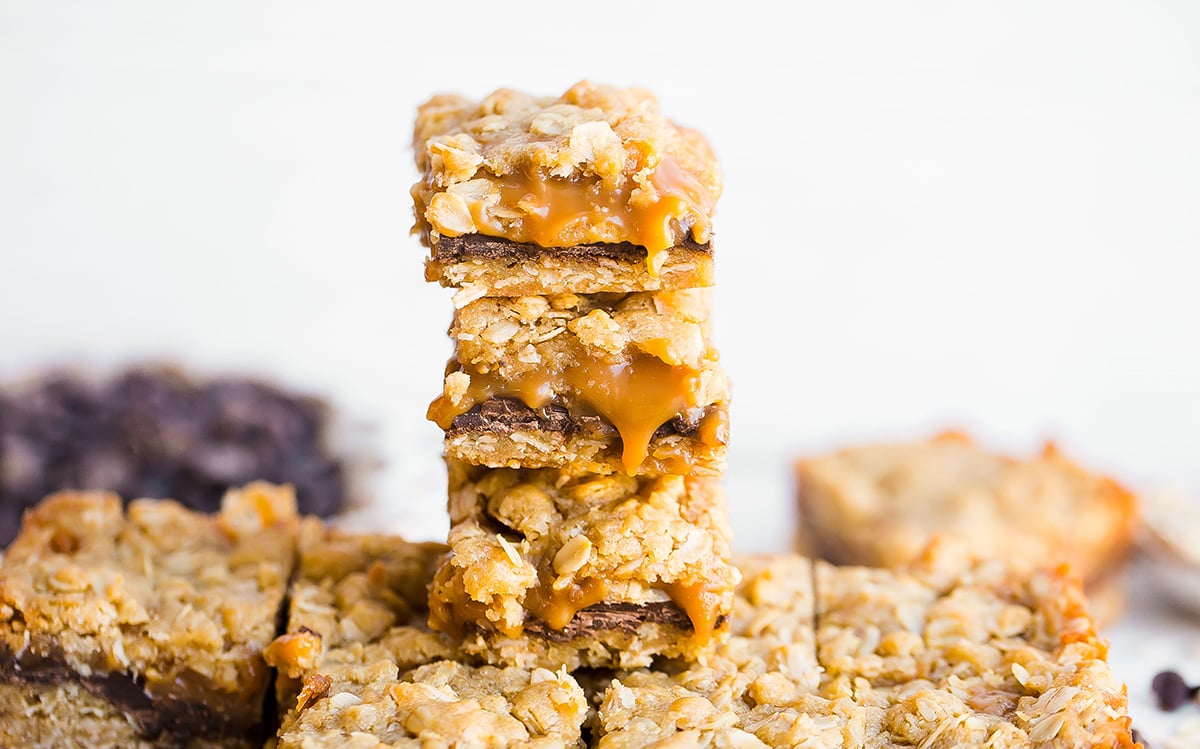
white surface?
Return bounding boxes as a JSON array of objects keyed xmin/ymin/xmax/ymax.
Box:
[{"xmin": 2, "ymin": 2, "xmax": 1199, "ymax": 741}]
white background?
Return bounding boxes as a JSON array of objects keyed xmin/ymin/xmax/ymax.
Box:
[{"xmin": 2, "ymin": 1, "xmax": 1200, "ymax": 742}]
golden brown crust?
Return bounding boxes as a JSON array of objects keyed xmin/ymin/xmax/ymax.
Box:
[
  {"xmin": 265, "ymin": 524, "xmax": 457, "ymax": 732},
  {"xmin": 795, "ymin": 433, "xmax": 1139, "ymax": 590}
]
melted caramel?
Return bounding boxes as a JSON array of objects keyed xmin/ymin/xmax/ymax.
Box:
[
  {"xmin": 523, "ymin": 572, "xmax": 724, "ymax": 641},
  {"xmin": 662, "ymin": 580, "xmax": 726, "ymax": 645},
  {"xmin": 454, "ymin": 155, "xmax": 713, "ymax": 275},
  {"xmin": 696, "ymin": 408, "xmax": 729, "ymax": 447},
  {"xmin": 429, "ymin": 354, "xmax": 705, "ymax": 474},
  {"xmin": 524, "ymin": 570, "xmax": 609, "ymax": 631}
]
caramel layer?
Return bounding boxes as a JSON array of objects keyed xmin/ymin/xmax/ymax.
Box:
[
  {"xmin": 433, "ymin": 156, "xmax": 714, "ymax": 275},
  {"xmin": 430, "ymin": 354, "xmax": 713, "ymax": 474},
  {"xmin": 526, "ymin": 573, "xmax": 724, "ymax": 641}
]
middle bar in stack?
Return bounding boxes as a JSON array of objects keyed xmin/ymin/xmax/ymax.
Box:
[{"xmin": 414, "ymin": 82, "xmax": 736, "ymax": 669}]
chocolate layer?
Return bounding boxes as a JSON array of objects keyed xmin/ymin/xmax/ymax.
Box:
[
  {"xmin": 0, "ymin": 649, "xmax": 266, "ymax": 748},
  {"xmin": 431, "ymin": 234, "xmax": 712, "ymax": 263},
  {"xmin": 446, "ymin": 398, "xmax": 710, "ymax": 439},
  {"xmin": 525, "ymin": 600, "xmax": 698, "ymax": 643}
]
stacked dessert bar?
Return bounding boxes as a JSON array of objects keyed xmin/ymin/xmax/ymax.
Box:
[
  {"xmin": 0, "ymin": 82, "xmax": 1142, "ymax": 747},
  {"xmin": 414, "ymin": 82, "xmax": 737, "ymax": 669}
]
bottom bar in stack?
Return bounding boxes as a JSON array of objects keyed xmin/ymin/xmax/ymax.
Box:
[
  {"xmin": 266, "ymin": 526, "xmax": 590, "ymax": 749},
  {"xmin": 426, "ymin": 460, "xmax": 738, "ymax": 670},
  {"xmin": 0, "ymin": 483, "xmax": 299, "ymax": 749}
]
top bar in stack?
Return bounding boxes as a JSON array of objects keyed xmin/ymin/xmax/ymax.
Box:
[{"xmin": 412, "ymin": 80, "xmax": 722, "ymax": 304}]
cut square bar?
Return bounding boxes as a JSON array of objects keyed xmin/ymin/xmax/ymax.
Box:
[
  {"xmin": 795, "ymin": 433, "xmax": 1138, "ymax": 623},
  {"xmin": 413, "ymin": 81, "xmax": 722, "ymax": 301},
  {"xmin": 427, "ymin": 461, "xmax": 737, "ymax": 670},
  {"xmin": 430, "ymin": 288, "xmax": 728, "ymax": 476},
  {"xmin": 0, "ymin": 483, "xmax": 299, "ymax": 749},
  {"xmin": 265, "ymin": 527, "xmax": 586, "ymax": 748}
]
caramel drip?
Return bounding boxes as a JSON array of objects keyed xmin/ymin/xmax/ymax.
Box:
[
  {"xmin": 456, "ymin": 155, "xmax": 713, "ymax": 275},
  {"xmin": 661, "ymin": 580, "xmax": 725, "ymax": 645},
  {"xmin": 525, "ymin": 571, "xmax": 609, "ymax": 631},
  {"xmin": 696, "ymin": 408, "xmax": 729, "ymax": 447},
  {"xmin": 428, "ymin": 562, "xmax": 494, "ymax": 640},
  {"xmin": 429, "ymin": 355, "xmax": 703, "ymax": 474}
]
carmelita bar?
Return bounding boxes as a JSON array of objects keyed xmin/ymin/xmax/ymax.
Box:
[
  {"xmin": 427, "ymin": 460, "xmax": 737, "ymax": 670},
  {"xmin": 412, "ymin": 81, "xmax": 723, "ymax": 304},
  {"xmin": 428, "ymin": 288, "xmax": 729, "ymax": 476},
  {"xmin": 0, "ymin": 484, "xmax": 299, "ymax": 749}
]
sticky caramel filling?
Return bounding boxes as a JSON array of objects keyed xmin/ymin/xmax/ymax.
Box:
[
  {"xmin": 525, "ymin": 568, "xmax": 611, "ymax": 631},
  {"xmin": 524, "ymin": 572, "xmax": 725, "ymax": 641},
  {"xmin": 429, "ymin": 353, "xmax": 707, "ymax": 474},
  {"xmin": 425, "ymin": 155, "xmax": 713, "ymax": 274}
]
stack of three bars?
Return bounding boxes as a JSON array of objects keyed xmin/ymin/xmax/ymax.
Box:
[{"xmin": 414, "ymin": 82, "xmax": 737, "ymax": 668}]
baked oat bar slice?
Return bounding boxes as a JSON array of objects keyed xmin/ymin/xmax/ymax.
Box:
[
  {"xmin": 593, "ymin": 555, "xmax": 892, "ymax": 748},
  {"xmin": 272, "ymin": 659, "xmax": 589, "ymax": 749},
  {"xmin": 264, "ymin": 522, "xmax": 457, "ymax": 729},
  {"xmin": 427, "ymin": 461, "xmax": 737, "ymax": 670},
  {"xmin": 795, "ymin": 432, "xmax": 1138, "ymax": 622},
  {"xmin": 592, "ymin": 553, "xmax": 1139, "ymax": 748},
  {"xmin": 431, "ymin": 289, "xmax": 728, "ymax": 475},
  {"xmin": 0, "ymin": 483, "xmax": 299, "ymax": 749},
  {"xmin": 412, "ymin": 81, "xmax": 722, "ymax": 301},
  {"xmin": 815, "ymin": 552, "xmax": 1140, "ymax": 748}
]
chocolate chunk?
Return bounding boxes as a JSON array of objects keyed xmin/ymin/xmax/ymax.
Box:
[
  {"xmin": 0, "ymin": 367, "xmax": 347, "ymax": 546},
  {"xmin": 447, "ymin": 397, "xmax": 709, "ymax": 439},
  {"xmin": 1151, "ymin": 670, "xmax": 1198, "ymax": 711},
  {"xmin": 525, "ymin": 601, "xmax": 695, "ymax": 642},
  {"xmin": 431, "ymin": 234, "xmax": 711, "ymax": 263}
]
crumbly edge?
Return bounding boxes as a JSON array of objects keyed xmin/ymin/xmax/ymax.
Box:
[
  {"xmin": 794, "ymin": 435, "xmax": 1140, "ymax": 585},
  {"xmin": 274, "ymin": 659, "xmax": 588, "ymax": 749},
  {"xmin": 266, "ymin": 523, "xmax": 457, "ymax": 732},
  {"xmin": 428, "ymin": 464, "xmax": 735, "ymax": 653},
  {"xmin": 451, "ymin": 289, "xmax": 713, "ymax": 376},
  {"xmin": 444, "ymin": 422, "xmax": 728, "ymax": 477},
  {"xmin": 427, "ymin": 250, "xmax": 714, "ymax": 305},
  {"xmin": 0, "ymin": 484, "xmax": 299, "ymax": 739}
]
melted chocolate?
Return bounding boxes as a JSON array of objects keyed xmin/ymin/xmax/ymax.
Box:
[
  {"xmin": 431, "ymin": 234, "xmax": 711, "ymax": 262},
  {"xmin": 447, "ymin": 398, "xmax": 708, "ymax": 438},
  {"xmin": 524, "ymin": 600, "xmax": 697, "ymax": 643}
]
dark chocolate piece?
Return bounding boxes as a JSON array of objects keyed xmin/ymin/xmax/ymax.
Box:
[
  {"xmin": 431, "ymin": 234, "xmax": 711, "ymax": 263},
  {"xmin": 0, "ymin": 367, "xmax": 347, "ymax": 546},
  {"xmin": 524, "ymin": 601, "xmax": 697, "ymax": 642},
  {"xmin": 446, "ymin": 397, "xmax": 710, "ymax": 439},
  {"xmin": 1151, "ymin": 670, "xmax": 1198, "ymax": 711}
]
